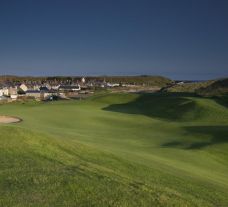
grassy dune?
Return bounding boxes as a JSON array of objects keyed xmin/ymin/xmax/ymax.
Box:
[
  {"xmin": 0, "ymin": 93, "xmax": 228, "ymax": 206},
  {"xmin": 166, "ymin": 81, "xmax": 214, "ymax": 93},
  {"xmin": 197, "ymin": 78, "xmax": 228, "ymax": 96},
  {"xmin": 166, "ymin": 78, "xmax": 228, "ymax": 97}
]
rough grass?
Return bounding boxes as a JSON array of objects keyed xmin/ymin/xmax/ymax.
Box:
[
  {"xmin": 167, "ymin": 78, "xmax": 228, "ymax": 97},
  {"xmin": 166, "ymin": 81, "xmax": 214, "ymax": 93},
  {"xmin": 0, "ymin": 93, "xmax": 228, "ymax": 206},
  {"xmin": 196, "ymin": 78, "xmax": 228, "ymax": 96}
]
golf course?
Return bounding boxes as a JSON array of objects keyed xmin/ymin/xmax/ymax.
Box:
[{"xmin": 0, "ymin": 92, "xmax": 228, "ymax": 206}]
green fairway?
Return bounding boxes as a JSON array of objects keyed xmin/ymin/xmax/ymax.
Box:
[{"xmin": 0, "ymin": 93, "xmax": 228, "ymax": 206}]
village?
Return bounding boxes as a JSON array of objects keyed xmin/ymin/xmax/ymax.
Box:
[
  {"xmin": 0, "ymin": 77, "xmax": 99, "ymax": 102},
  {"xmin": 0, "ymin": 77, "xmax": 127, "ymax": 102},
  {"xmin": 0, "ymin": 75, "xmax": 179, "ymax": 103}
]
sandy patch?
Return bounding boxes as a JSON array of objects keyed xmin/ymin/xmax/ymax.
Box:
[{"xmin": 0, "ymin": 116, "xmax": 22, "ymax": 124}]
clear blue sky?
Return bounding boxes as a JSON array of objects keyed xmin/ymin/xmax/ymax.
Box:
[{"xmin": 0, "ymin": 0, "xmax": 227, "ymax": 80}]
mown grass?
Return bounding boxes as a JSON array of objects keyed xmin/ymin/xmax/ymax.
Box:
[{"xmin": 0, "ymin": 93, "xmax": 228, "ymax": 206}]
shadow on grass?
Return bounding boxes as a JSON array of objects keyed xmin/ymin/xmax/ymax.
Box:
[
  {"xmin": 103, "ymin": 93, "xmax": 199, "ymax": 121},
  {"xmin": 162, "ymin": 125, "xmax": 228, "ymax": 149},
  {"xmin": 213, "ymin": 95, "xmax": 228, "ymax": 108}
]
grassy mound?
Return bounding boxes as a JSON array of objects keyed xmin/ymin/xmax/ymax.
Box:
[
  {"xmin": 0, "ymin": 93, "xmax": 228, "ymax": 206},
  {"xmin": 196, "ymin": 78, "xmax": 228, "ymax": 96},
  {"xmin": 166, "ymin": 81, "xmax": 214, "ymax": 93},
  {"xmin": 166, "ymin": 78, "xmax": 228, "ymax": 97},
  {"xmin": 103, "ymin": 93, "xmax": 228, "ymax": 122}
]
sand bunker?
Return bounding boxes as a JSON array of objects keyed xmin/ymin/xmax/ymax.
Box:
[{"xmin": 0, "ymin": 116, "xmax": 22, "ymax": 124}]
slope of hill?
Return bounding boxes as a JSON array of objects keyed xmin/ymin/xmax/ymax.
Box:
[
  {"xmin": 0, "ymin": 93, "xmax": 228, "ymax": 206},
  {"xmin": 196, "ymin": 78, "xmax": 228, "ymax": 96},
  {"xmin": 166, "ymin": 80, "xmax": 214, "ymax": 93},
  {"xmin": 166, "ymin": 78, "xmax": 228, "ymax": 97}
]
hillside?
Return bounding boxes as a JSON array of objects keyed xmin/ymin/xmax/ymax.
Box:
[
  {"xmin": 196, "ymin": 78, "xmax": 228, "ymax": 96},
  {"xmin": 166, "ymin": 78, "xmax": 228, "ymax": 97},
  {"xmin": 166, "ymin": 80, "xmax": 214, "ymax": 93},
  {"xmin": 0, "ymin": 93, "xmax": 228, "ymax": 206}
]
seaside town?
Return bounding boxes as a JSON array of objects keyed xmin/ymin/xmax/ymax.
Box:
[
  {"xmin": 1, "ymin": 75, "xmax": 215, "ymax": 103},
  {"xmin": 0, "ymin": 77, "xmax": 110, "ymax": 102},
  {"xmin": 0, "ymin": 76, "xmax": 162, "ymax": 102},
  {"xmin": 1, "ymin": 75, "xmax": 212, "ymax": 103}
]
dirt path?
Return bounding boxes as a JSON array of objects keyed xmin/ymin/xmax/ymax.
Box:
[{"xmin": 0, "ymin": 116, "xmax": 22, "ymax": 124}]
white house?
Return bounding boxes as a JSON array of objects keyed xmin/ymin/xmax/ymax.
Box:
[
  {"xmin": 58, "ymin": 85, "xmax": 81, "ymax": 92},
  {"xmin": 107, "ymin": 83, "xmax": 120, "ymax": 87},
  {"xmin": 20, "ymin": 84, "xmax": 28, "ymax": 92},
  {"xmin": 10, "ymin": 94, "xmax": 18, "ymax": 100},
  {"xmin": 0, "ymin": 89, "xmax": 3, "ymax": 96},
  {"xmin": 2, "ymin": 87, "xmax": 9, "ymax": 96}
]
